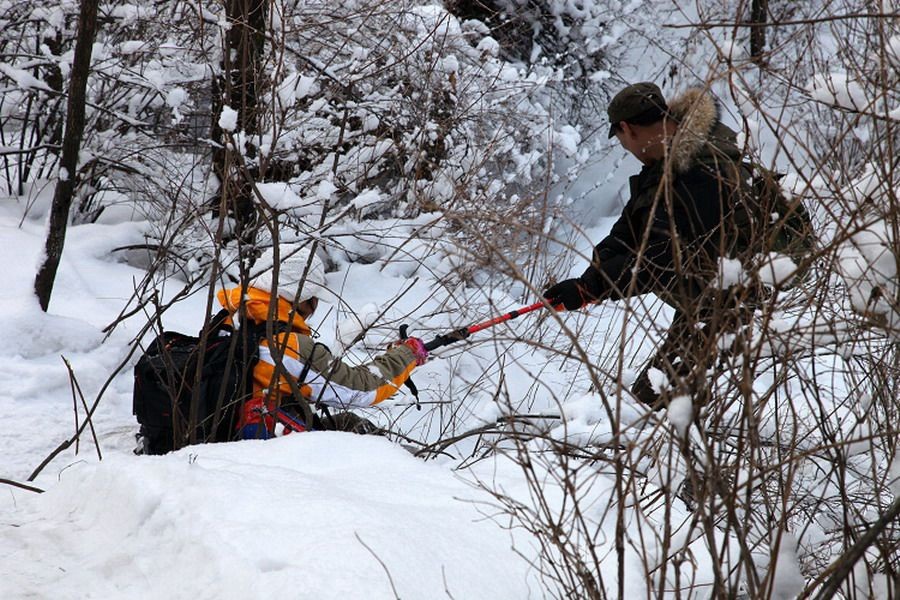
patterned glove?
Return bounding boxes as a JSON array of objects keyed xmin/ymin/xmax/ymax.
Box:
[
  {"xmin": 543, "ymin": 278, "xmax": 590, "ymax": 311},
  {"xmin": 400, "ymin": 337, "xmax": 429, "ymax": 366}
]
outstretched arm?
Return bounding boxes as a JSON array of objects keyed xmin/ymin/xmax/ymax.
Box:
[{"xmin": 259, "ymin": 335, "xmax": 419, "ymax": 410}]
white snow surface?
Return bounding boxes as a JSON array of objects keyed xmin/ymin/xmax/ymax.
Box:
[
  {"xmin": 807, "ymin": 72, "xmax": 868, "ymax": 112},
  {"xmin": 0, "ymin": 196, "xmax": 550, "ymax": 599},
  {"xmin": 336, "ymin": 302, "xmax": 380, "ymax": 351},
  {"xmin": 716, "ymin": 256, "xmax": 745, "ymax": 288},
  {"xmin": 0, "ymin": 62, "xmax": 54, "ymax": 92},
  {"xmin": 2, "ymin": 435, "xmax": 535, "ymax": 600},
  {"xmin": 349, "ymin": 188, "xmax": 384, "ymax": 213},
  {"xmin": 757, "ymin": 252, "xmax": 798, "ymax": 288},
  {"xmin": 218, "ymin": 105, "xmax": 239, "ymax": 132},
  {"xmin": 770, "ymin": 533, "xmax": 805, "ymax": 600},
  {"xmin": 667, "ymin": 395, "xmax": 693, "ymax": 437},
  {"xmin": 0, "ymin": 174, "xmax": 723, "ymax": 598}
]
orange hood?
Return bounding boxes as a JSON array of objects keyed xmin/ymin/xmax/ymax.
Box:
[{"xmin": 217, "ymin": 286, "xmax": 311, "ymax": 335}]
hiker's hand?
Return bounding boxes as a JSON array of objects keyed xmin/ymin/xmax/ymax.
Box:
[
  {"xmin": 395, "ymin": 337, "xmax": 428, "ymax": 366},
  {"xmin": 543, "ymin": 278, "xmax": 589, "ymax": 311}
]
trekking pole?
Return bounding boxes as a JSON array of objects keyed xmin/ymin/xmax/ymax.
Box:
[
  {"xmin": 396, "ymin": 301, "xmax": 552, "ymax": 409},
  {"xmin": 420, "ymin": 301, "xmax": 550, "ymax": 351}
]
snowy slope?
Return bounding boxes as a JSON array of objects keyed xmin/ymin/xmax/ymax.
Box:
[
  {"xmin": 0, "ymin": 189, "xmax": 557, "ymax": 599},
  {"xmin": 2, "ymin": 434, "xmax": 539, "ymax": 600}
]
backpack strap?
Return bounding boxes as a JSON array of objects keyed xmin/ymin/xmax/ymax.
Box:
[
  {"xmin": 214, "ymin": 316, "xmax": 290, "ymax": 418},
  {"xmin": 248, "ymin": 322, "xmax": 321, "ymax": 430}
]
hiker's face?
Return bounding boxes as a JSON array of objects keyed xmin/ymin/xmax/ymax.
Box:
[
  {"xmin": 297, "ymin": 296, "xmax": 318, "ymax": 319},
  {"xmin": 614, "ymin": 122, "xmax": 645, "ymax": 159},
  {"xmin": 306, "ymin": 297, "xmax": 319, "ymax": 317},
  {"xmin": 615, "ymin": 120, "xmax": 673, "ymax": 165}
]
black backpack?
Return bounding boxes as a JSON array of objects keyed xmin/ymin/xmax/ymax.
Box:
[{"xmin": 132, "ymin": 309, "xmax": 272, "ymax": 455}]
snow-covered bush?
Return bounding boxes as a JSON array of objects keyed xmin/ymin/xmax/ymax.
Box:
[
  {"xmin": 0, "ymin": 0, "xmax": 216, "ymax": 206},
  {"xmin": 444, "ymin": 0, "xmax": 632, "ymax": 120},
  {"xmin": 222, "ymin": 2, "xmax": 593, "ymax": 270},
  {"xmin": 8, "ymin": 0, "xmax": 899, "ymax": 596},
  {"xmin": 468, "ymin": 2, "xmax": 900, "ymax": 597},
  {"xmin": 8, "ymin": 0, "xmax": 609, "ymax": 292},
  {"xmin": 835, "ymin": 201, "xmax": 900, "ymax": 333}
]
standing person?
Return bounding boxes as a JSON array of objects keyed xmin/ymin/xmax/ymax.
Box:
[
  {"xmin": 219, "ymin": 245, "xmax": 429, "ymax": 438},
  {"xmin": 543, "ymin": 82, "xmax": 757, "ymax": 409}
]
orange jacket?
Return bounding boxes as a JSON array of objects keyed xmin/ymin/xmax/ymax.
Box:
[{"xmin": 217, "ymin": 287, "xmax": 418, "ymax": 410}]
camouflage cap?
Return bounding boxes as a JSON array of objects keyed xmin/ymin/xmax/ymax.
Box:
[{"xmin": 607, "ymin": 82, "xmax": 670, "ymax": 138}]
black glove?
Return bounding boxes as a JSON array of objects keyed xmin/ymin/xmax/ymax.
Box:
[{"xmin": 543, "ymin": 278, "xmax": 590, "ymax": 311}]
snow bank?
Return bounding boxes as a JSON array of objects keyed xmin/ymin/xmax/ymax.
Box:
[{"xmin": 2, "ymin": 434, "xmax": 535, "ymax": 600}]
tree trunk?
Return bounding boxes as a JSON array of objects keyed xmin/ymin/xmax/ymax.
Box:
[
  {"xmin": 749, "ymin": 0, "xmax": 768, "ymax": 66},
  {"xmin": 34, "ymin": 0, "xmax": 100, "ymax": 312},
  {"xmin": 210, "ymin": 0, "xmax": 268, "ymax": 244}
]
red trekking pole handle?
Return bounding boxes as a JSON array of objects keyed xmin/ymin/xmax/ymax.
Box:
[{"xmin": 421, "ymin": 301, "xmax": 549, "ymax": 352}]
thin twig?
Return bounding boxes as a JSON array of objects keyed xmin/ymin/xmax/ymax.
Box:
[
  {"xmin": 354, "ymin": 532, "xmax": 401, "ymax": 600},
  {"xmin": 62, "ymin": 356, "xmax": 102, "ymax": 461},
  {"xmin": 664, "ymin": 12, "xmax": 899, "ymax": 29},
  {"xmin": 803, "ymin": 495, "xmax": 900, "ymax": 600},
  {"xmin": 29, "ymin": 335, "xmax": 143, "ymax": 481}
]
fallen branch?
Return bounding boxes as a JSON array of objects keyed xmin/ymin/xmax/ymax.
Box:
[{"xmin": 0, "ymin": 477, "xmax": 44, "ymax": 494}]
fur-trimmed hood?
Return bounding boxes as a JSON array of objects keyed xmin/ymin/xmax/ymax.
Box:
[{"xmin": 666, "ymin": 88, "xmax": 740, "ymax": 173}]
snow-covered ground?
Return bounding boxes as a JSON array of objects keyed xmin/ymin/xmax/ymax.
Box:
[
  {"xmin": 4, "ymin": 0, "xmax": 899, "ymax": 595},
  {"xmin": 4, "ymin": 434, "xmax": 544, "ymax": 600},
  {"xmin": 3, "ymin": 124, "xmax": 882, "ymax": 600},
  {"xmin": 0, "ymin": 183, "xmax": 658, "ymax": 598},
  {"xmin": 3, "ymin": 106, "xmax": 875, "ymax": 600}
]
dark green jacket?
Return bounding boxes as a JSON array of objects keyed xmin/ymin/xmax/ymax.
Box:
[{"xmin": 579, "ymin": 90, "xmax": 750, "ymax": 311}]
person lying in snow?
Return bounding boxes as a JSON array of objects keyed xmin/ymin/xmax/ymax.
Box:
[{"xmin": 219, "ymin": 245, "xmax": 428, "ymax": 438}]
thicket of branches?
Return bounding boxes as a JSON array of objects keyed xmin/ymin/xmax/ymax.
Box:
[{"xmin": 454, "ymin": 1, "xmax": 900, "ymax": 598}]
